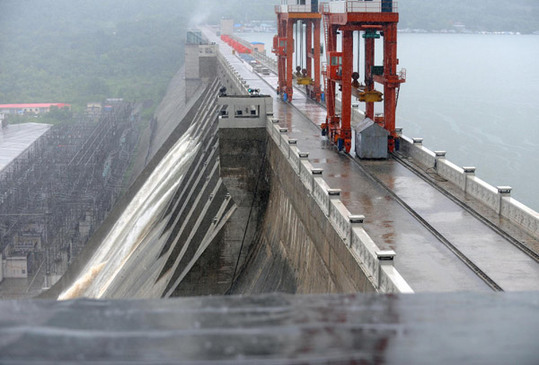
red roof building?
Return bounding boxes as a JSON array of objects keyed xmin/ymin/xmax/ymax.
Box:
[{"xmin": 0, "ymin": 103, "xmax": 71, "ymax": 115}]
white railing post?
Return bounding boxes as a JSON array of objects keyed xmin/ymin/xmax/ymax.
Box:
[
  {"xmin": 311, "ymin": 168, "xmax": 323, "ymax": 193},
  {"xmin": 463, "ymin": 166, "xmax": 476, "ymax": 194},
  {"xmin": 299, "ymin": 152, "xmax": 309, "ymax": 172},
  {"xmin": 412, "ymin": 137, "xmax": 423, "ymax": 146},
  {"xmin": 497, "ymin": 186, "xmax": 512, "ymax": 215},
  {"xmin": 377, "ymin": 250, "xmax": 396, "ymax": 291},
  {"xmin": 434, "ymin": 150, "xmax": 446, "ymax": 170},
  {"xmin": 349, "ymin": 215, "xmax": 365, "ymax": 248},
  {"xmin": 288, "ymin": 139, "xmax": 297, "ymax": 159},
  {"xmin": 327, "ymin": 188, "xmax": 341, "ymax": 221},
  {"xmin": 279, "ymin": 127, "xmax": 288, "ymax": 147}
]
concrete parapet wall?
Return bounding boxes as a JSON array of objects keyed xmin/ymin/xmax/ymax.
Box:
[
  {"xmin": 217, "ymin": 54, "xmax": 249, "ymax": 95},
  {"xmin": 264, "ymin": 117, "xmax": 413, "ymax": 294},
  {"xmin": 252, "ymin": 51, "xmax": 277, "ymax": 72},
  {"xmin": 466, "ymin": 176, "xmax": 500, "ymax": 212},
  {"xmin": 400, "ymin": 135, "xmax": 436, "ymax": 169},
  {"xmin": 330, "ymin": 198, "xmax": 350, "ymax": 241},
  {"xmin": 351, "ymin": 227, "xmax": 380, "ymax": 286},
  {"xmin": 436, "ymin": 158, "xmax": 466, "ymax": 190},
  {"xmin": 399, "ymin": 134, "xmax": 539, "ymax": 240},
  {"xmin": 501, "ymin": 198, "xmax": 539, "ymax": 239}
]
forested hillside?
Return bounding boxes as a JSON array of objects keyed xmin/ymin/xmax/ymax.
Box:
[
  {"xmin": 0, "ymin": 0, "xmax": 537, "ymax": 110},
  {"xmin": 0, "ymin": 0, "xmax": 191, "ymax": 108},
  {"xmin": 194, "ymin": 0, "xmax": 539, "ymax": 33}
]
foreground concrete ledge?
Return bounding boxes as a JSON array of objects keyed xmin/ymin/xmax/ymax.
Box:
[{"xmin": 0, "ymin": 292, "xmax": 537, "ymax": 364}]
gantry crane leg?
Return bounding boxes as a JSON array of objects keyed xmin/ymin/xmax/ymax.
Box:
[
  {"xmin": 286, "ymin": 21, "xmax": 294, "ymax": 102},
  {"xmin": 313, "ymin": 19, "xmax": 321, "ymax": 101},
  {"xmin": 364, "ymin": 36, "xmax": 375, "ymax": 121},
  {"xmin": 340, "ymin": 29, "xmax": 354, "ymax": 152},
  {"xmin": 383, "ymin": 22, "xmax": 398, "ymax": 152}
]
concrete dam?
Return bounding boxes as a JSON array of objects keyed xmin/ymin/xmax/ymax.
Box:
[
  {"xmin": 42, "ymin": 26, "xmax": 539, "ymax": 300},
  {"xmin": 2, "ymin": 24, "xmax": 539, "ymax": 363},
  {"xmin": 43, "ymin": 62, "xmax": 386, "ymax": 300}
]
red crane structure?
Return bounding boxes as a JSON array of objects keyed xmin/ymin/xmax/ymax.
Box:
[
  {"xmin": 321, "ymin": 0, "xmax": 405, "ymax": 153},
  {"xmin": 273, "ymin": 1, "xmax": 322, "ymax": 103}
]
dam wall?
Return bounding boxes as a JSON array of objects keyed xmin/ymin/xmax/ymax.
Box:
[
  {"xmin": 42, "ymin": 75, "xmax": 220, "ymax": 298},
  {"xmin": 127, "ymin": 66, "xmax": 207, "ymax": 186},
  {"xmin": 224, "ymin": 111, "xmax": 412, "ymax": 294},
  {"xmin": 43, "ymin": 42, "xmax": 412, "ymax": 299}
]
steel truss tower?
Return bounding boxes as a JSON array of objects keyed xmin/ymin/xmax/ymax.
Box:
[
  {"xmin": 274, "ymin": 1, "xmax": 322, "ymax": 103},
  {"xmin": 321, "ymin": 0, "xmax": 405, "ymax": 153}
]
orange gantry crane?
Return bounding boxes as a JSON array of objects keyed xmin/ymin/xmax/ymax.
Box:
[
  {"xmin": 273, "ymin": 1, "xmax": 322, "ymax": 103},
  {"xmin": 321, "ymin": 0, "xmax": 405, "ymax": 153}
]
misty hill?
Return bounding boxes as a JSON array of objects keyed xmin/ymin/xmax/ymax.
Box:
[
  {"xmin": 193, "ymin": 0, "xmax": 539, "ymax": 33},
  {"xmin": 0, "ymin": 0, "xmax": 277, "ymax": 108},
  {"xmin": 183, "ymin": 0, "xmax": 539, "ymax": 33},
  {"xmin": 1, "ymin": 0, "xmax": 537, "ymax": 109},
  {"xmin": 0, "ymin": 0, "xmax": 192, "ymax": 108}
]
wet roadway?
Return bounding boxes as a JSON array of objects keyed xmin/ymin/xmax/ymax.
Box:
[{"xmin": 203, "ymin": 28, "xmax": 539, "ymax": 292}]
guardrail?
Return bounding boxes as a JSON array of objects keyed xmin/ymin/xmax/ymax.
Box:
[
  {"xmin": 275, "ymin": 4, "xmax": 318, "ymax": 13},
  {"xmin": 252, "ymin": 51, "xmax": 278, "ymax": 73},
  {"xmin": 399, "ymin": 134, "xmax": 539, "ymax": 239},
  {"xmin": 267, "ymin": 117, "xmax": 414, "ymax": 294},
  {"xmin": 321, "ymin": 1, "xmax": 398, "ymax": 13},
  {"xmin": 224, "ymin": 34, "xmax": 278, "ymax": 73},
  {"xmin": 217, "ymin": 53, "xmax": 250, "ymax": 95}
]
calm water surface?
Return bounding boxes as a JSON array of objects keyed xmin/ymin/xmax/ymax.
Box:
[{"xmin": 241, "ymin": 32, "xmax": 539, "ymax": 211}]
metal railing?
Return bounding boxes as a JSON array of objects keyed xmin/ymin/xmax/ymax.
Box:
[
  {"xmin": 217, "ymin": 53, "xmax": 249, "ymax": 95},
  {"xmin": 275, "ymin": 4, "xmax": 320, "ymax": 13},
  {"xmin": 287, "ymin": 4, "xmax": 313, "ymax": 13},
  {"xmin": 321, "ymin": 1, "xmax": 398, "ymax": 13},
  {"xmin": 266, "ymin": 116, "xmax": 414, "ymax": 294},
  {"xmin": 252, "ymin": 51, "xmax": 278, "ymax": 73}
]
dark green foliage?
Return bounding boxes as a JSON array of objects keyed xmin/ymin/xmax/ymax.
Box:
[
  {"xmin": 0, "ymin": 0, "xmax": 190, "ymax": 108},
  {"xmin": 45, "ymin": 105, "xmax": 73, "ymax": 123},
  {"xmin": 4, "ymin": 106, "xmax": 73, "ymax": 126},
  {"xmin": 0, "ymin": 0, "xmax": 537, "ymax": 110}
]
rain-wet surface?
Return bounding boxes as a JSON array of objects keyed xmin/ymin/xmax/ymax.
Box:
[
  {"xmin": 1, "ymin": 292, "xmax": 538, "ymax": 363},
  {"xmin": 0, "ymin": 123, "xmax": 51, "ymax": 171},
  {"xmin": 204, "ymin": 28, "xmax": 539, "ymax": 293}
]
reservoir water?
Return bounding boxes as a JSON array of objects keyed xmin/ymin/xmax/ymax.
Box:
[{"xmin": 240, "ymin": 32, "xmax": 539, "ymax": 212}]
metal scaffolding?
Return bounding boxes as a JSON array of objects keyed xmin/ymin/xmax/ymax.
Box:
[{"xmin": 0, "ymin": 103, "xmax": 141, "ymax": 285}]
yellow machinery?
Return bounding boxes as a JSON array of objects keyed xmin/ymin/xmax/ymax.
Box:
[
  {"xmin": 297, "ymin": 77, "xmax": 313, "ymax": 85},
  {"xmin": 359, "ymin": 90, "xmax": 383, "ymax": 102}
]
